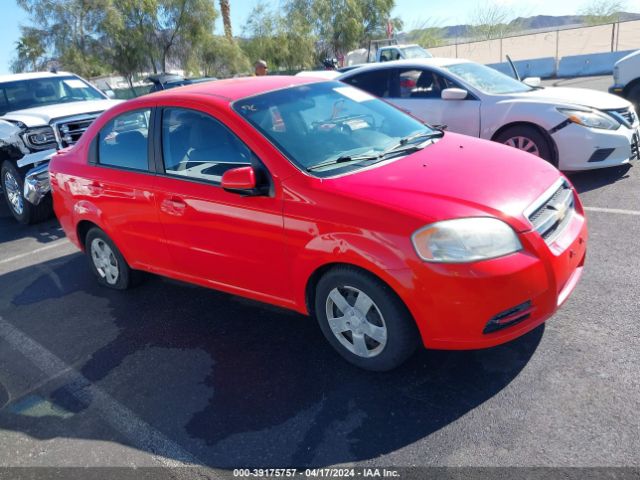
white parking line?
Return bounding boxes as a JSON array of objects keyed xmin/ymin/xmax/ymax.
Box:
[
  {"xmin": 584, "ymin": 206, "xmax": 640, "ymax": 216},
  {"xmin": 0, "ymin": 316, "xmax": 207, "ymax": 473},
  {"xmin": 0, "ymin": 239, "xmax": 72, "ymax": 265}
]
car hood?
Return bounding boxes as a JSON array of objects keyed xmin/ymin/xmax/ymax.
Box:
[
  {"xmin": 506, "ymin": 86, "xmax": 630, "ymax": 110},
  {"xmin": 1, "ymin": 99, "xmax": 122, "ymax": 127},
  {"xmin": 326, "ymin": 132, "xmax": 563, "ymax": 231}
]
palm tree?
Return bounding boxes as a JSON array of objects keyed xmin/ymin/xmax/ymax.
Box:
[{"xmin": 219, "ymin": 0, "xmax": 233, "ymax": 40}]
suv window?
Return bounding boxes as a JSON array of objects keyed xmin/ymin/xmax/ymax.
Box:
[
  {"xmin": 161, "ymin": 108, "xmax": 252, "ymax": 183},
  {"xmin": 98, "ymin": 109, "xmax": 150, "ymax": 171},
  {"xmin": 342, "ymin": 70, "xmax": 391, "ymax": 98}
]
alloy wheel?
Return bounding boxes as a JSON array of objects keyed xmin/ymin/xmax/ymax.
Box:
[
  {"xmin": 325, "ymin": 285, "xmax": 388, "ymax": 358},
  {"xmin": 90, "ymin": 238, "xmax": 119, "ymax": 285},
  {"xmin": 504, "ymin": 136, "xmax": 541, "ymax": 157},
  {"xmin": 3, "ymin": 171, "xmax": 24, "ymax": 215}
]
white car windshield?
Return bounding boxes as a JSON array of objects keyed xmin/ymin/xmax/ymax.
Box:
[
  {"xmin": 0, "ymin": 76, "xmax": 106, "ymax": 115},
  {"xmin": 234, "ymin": 81, "xmax": 440, "ymax": 177},
  {"xmin": 444, "ymin": 62, "xmax": 533, "ymax": 94}
]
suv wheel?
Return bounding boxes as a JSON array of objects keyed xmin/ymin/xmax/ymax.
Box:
[{"xmin": 1, "ymin": 160, "xmax": 52, "ymax": 224}]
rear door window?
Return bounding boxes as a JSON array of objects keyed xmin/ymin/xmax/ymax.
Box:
[{"xmin": 98, "ymin": 109, "xmax": 151, "ymax": 171}]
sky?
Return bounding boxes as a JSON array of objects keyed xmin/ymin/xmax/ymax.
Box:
[{"xmin": 3, "ymin": 0, "xmax": 640, "ymax": 74}]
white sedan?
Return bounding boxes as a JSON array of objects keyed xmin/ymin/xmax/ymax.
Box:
[{"xmin": 331, "ymin": 58, "xmax": 639, "ymax": 171}]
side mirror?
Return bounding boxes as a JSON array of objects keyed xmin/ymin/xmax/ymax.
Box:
[
  {"xmin": 104, "ymin": 89, "xmax": 116, "ymax": 99},
  {"xmin": 441, "ymin": 88, "xmax": 468, "ymax": 100},
  {"xmin": 221, "ymin": 166, "xmax": 259, "ymax": 195},
  {"xmin": 523, "ymin": 77, "xmax": 541, "ymax": 87}
]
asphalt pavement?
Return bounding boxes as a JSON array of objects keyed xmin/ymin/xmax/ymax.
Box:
[{"xmin": 0, "ymin": 76, "xmax": 638, "ymax": 479}]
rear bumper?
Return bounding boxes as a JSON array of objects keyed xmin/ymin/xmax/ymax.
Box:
[
  {"xmin": 608, "ymin": 84, "xmax": 625, "ymax": 96},
  {"xmin": 399, "ymin": 205, "xmax": 587, "ymax": 350}
]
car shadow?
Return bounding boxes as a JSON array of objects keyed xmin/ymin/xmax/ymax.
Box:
[
  {"xmin": 0, "ymin": 201, "xmax": 63, "ymax": 245},
  {"xmin": 566, "ymin": 164, "xmax": 633, "ymax": 194},
  {"xmin": 0, "ymin": 253, "xmax": 543, "ymax": 468}
]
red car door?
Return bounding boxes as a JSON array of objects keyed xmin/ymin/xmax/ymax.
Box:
[
  {"xmin": 89, "ymin": 107, "xmax": 173, "ymax": 272},
  {"xmin": 152, "ymin": 104, "xmax": 291, "ymax": 306}
]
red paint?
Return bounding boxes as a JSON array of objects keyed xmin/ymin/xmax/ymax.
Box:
[{"xmin": 50, "ymin": 76, "xmax": 587, "ymax": 350}]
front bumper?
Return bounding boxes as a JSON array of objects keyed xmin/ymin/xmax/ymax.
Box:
[
  {"xmin": 552, "ymin": 122, "xmax": 639, "ymax": 171},
  {"xmin": 400, "ymin": 200, "xmax": 587, "ymax": 350},
  {"xmin": 24, "ymin": 162, "xmax": 51, "ymax": 206}
]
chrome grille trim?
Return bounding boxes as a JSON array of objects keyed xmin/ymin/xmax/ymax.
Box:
[
  {"xmin": 604, "ymin": 106, "xmax": 637, "ymax": 127},
  {"xmin": 524, "ymin": 178, "xmax": 575, "ymax": 245},
  {"xmin": 52, "ymin": 113, "xmax": 101, "ymax": 148}
]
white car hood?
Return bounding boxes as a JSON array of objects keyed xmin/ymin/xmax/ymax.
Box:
[
  {"xmin": 508, "ymin": 87, "xmax": 630, "ymax": 110},
  {"xmin": 1, "ymin": 99, "xmax": 122, "ymax": 127}
]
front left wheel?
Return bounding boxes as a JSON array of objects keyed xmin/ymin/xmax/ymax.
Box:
[
  {"xmin": 1, "ymin": 160, "xmax": 52, "ymax": 224},
  {"xmin": 314, "ymin": 267, "xmax": 418, "ymax": 371},
  {"xmin": 494, "ymin": 125, "xmax": 556, "ymax": 166}
]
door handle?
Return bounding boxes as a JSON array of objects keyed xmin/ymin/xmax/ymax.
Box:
[
  {"xmin": 87, "ymin": 181, "xmax": 103, "ymax": 195},
  {"xmin": 161, "ymin": 196, "xmax": 187, "ymax": 216}
]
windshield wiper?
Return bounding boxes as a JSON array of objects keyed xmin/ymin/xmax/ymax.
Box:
[
  {"xmin": 306, "ymin": 153, "xmax": 381, "ymax": 172},
  {"xmin": 306, "ymin": 130, "xmax": 443, "ymax": 172}
]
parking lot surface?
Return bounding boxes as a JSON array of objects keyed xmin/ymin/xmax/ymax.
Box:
[{"xmin": 0, "ymin": 77, "xmax": 639, "ymax": 477}]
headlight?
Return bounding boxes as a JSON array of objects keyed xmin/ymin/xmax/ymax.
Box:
[
  {"xmin": 411, "ymin": 217, "xmax": 522, "ymax": 263},
  {"xmin": 557, "ymin": 108, "xmax": 619, "ymax": 130},
  {"xmin": 23, "ymin": 127, "xmax": 57, "ymax": 149}
]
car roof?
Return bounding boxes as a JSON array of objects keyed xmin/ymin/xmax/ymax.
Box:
[
  {"xmin": 339, "ymin": 58, "xmax": 469, "ymax": 75},
  {"xmin": 0, "ymin": 71, "xmax": 76, "ymax": 83},
  {"xmin": 143, "ymin": 75, "xmax": 324, "ymax": 102}
]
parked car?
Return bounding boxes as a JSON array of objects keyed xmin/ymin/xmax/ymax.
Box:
[
  {"xmin": 50, "ymin": 76, "xmax": 587, "ymax": 371},
  {"xmin": 0, "ymin": 71, "xmax": 121, "ymax": 224},
  {"xmin": 337, "ymin": 58, "xmax": 639, "ymax": 171},
  {"xmin": 146, "ymin": 73, "xmax": 217, "ymax": 93},
  {"xmin": 610, "ymin": 50, "xmax": 640, "ymax": 109}
]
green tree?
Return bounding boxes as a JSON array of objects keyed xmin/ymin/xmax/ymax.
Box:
[
  {"xmin": 17, "ymin": 0, "xmax": 111, "ymax": 77},
  {"xmin": 11, "ymin": 27, "xmax": 46, "ymax": 73},
  {"xmin": 195, "ymin": 34, "xmax": 250, "ymax": 77}
]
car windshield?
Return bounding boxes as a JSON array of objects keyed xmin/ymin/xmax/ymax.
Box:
[
  {"xmin": 233, "ymin": 81, "xmax": 438, "ymax": 177},
  {"xmin": 402, "ymin": 46, "xmax": 432, "ymax": 59},
  {"xmin": 444, "ymin": 62, "xmax": 533, "ymax": 94},
  {"xmin": 0, "ymin": 75, "xmax": 105, "ymax": 115}
]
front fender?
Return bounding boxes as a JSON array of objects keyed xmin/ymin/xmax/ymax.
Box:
[
  {"xmin": 290, "ymin": 231, "xmax": 415, "ymax": 314},
  {"xmin": 481, "ymin": 99, "xmax": 568, "ymax": 140}
]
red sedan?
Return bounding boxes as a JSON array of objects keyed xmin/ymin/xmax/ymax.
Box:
[{"xmin": 49, "ymin": 76, "xmax": 587, "ymax": 371}]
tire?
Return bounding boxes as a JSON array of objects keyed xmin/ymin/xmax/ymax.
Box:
[
  {"xmin": 314, "ymin": 266, "xmax": 418, "ymax": 371},
  {"xmin": 626, "ymin": 83, "xmax": 640, "ymax": 112},
  {"xmin": 1, "ymin": 160, "xmax": 53, "ymax": 224},
  {"xmin": 85, "ymin": 227, "xmax": 133, "ymax": 290},
  {"xmin": 494, "ymin": 125, "xmax": 555, "ymax": 166}
]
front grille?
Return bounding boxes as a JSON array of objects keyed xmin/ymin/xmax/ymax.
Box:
[
  {"xmin": 605, "ymin": 107, "xmax": 637, "ymax": 127},
  {"xmin": 526, "ymin": 179, "xmax": 575, "ymax": 244},
  {"xmin": 53, "ymin": 114, "xmax": 100, "ymax": 148},
  {"xmin": 632, "ymin": 132, "xmax": 639, "ymax": 160}
]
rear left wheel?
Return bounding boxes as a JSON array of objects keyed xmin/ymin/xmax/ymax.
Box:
[{"xmin": 85, "ymin": 228, "xmax": 133, "ymax": 290}]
